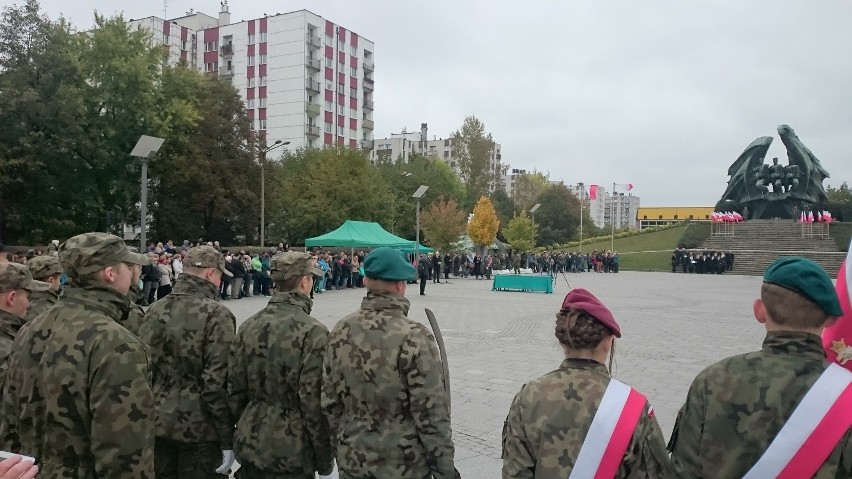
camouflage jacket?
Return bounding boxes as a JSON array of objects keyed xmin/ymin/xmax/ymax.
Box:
[
  {"xmin": 502, "ymin": 358, "xmax": 671, "ymax": 478},
  {"xmin": 229, "ymin": 291, "xmax": 333, "ymax": 475},
  {"xmin": 668, "ymin": 331, "xmax": 852, "ymax": 478},
  {"xmin": 120, "ymin": 283, "xmax": 146, "ymax": 337},
  {"xmin": 23, "ymin": 289, "xmax": 58, "ymax": 323},
  {"xmin": 0, "ymin": 310, "xmax": 23, "ymax": 375},
  {"xmin": 139, "ymin": 274, "xmax": 236, "ymax": 448},
  {"xmin": 322, "ymin": 290, "xmax": 456, "ymax": 478},
  {"xmin": 0, "ymin": 281, "xmax": 154, "ymax": 478}
]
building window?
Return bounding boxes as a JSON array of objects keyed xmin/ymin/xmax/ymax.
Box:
[
  {"xmin": 259, "ymin": 54, "xmax": 267, "ymax": 64},
  {"xmin": 248, "ymin": 56, "xmax": 255, "ymax": 66},
  {"xmin": 259, "ymin": 119, "xmax": 267, "ymax": 130},
  {"xmin": 325, "ymin": 57, "xmax": 332, "ymax": 68},
  {"xmin": 181, "ymin": 40, "xmax": 187, "ymax": 50},
  {"xmin": 338, "ymin": 40, "xmax": 344, "ymax": 50},
  {"xmin": 324, "ymin": 122, "xmax": 332, "ymax": 132},
  {"xmin": 259, "ymin": 98, "xmax": 267, "ymax": 108},
  {"xmin": 248, "ymin": 77, "xmax": 255, "ymax": 88},
  {"xmin": 325, "ymin": 100, "xmax": 333, "ymax": 111},
  {"xmin": 351, "ymin": 66, "xmax": 357, "ymax": 77},
  {"xmin": 248, "ymin": 34, "xmax": 255, "ymax": 44},
  {"xmin": 443, "ymin": 151, "xmax": 449, "ymax": 158},
  {"xmin": 259, "ymin": 75, "xmax": 267, "ymax": 86},
  {"xmin": 205, "ymin": 62, "xmax": 215, "ymax": 72},
  {"xmin": 674, "ymin": 215, "xmax": 678, "ymax": 220},
  {"xmin": 325, "ymin": 81, "xmax": 333, "ymax": 90},
  {"xmin": 350, "ymin": 45, "xmax": 357, "ymax": 56},
  {"xmin": 205, "ymin": 41, "xmax": 217, "ymax": 51},
  {"xmin": 246, "ymin": 99, "xmax": 255, "ymax": 109},
  {"xmin": 350, "ymin": 108, "xmax": 356, "ymax": 117},
  {"xmin": 337, "ymin": 125, "xmax": 344, "ymax": 136},
  {"xmin": 350, "ymin": 88, "xmax": 358, "ymax": 99},
  {"xmin": 689, "ymin": 215, "xmax": 694, "ymax": 219},
  {"xmin": 260, "ymin": 32, "xmax": 267, "ymax": 42}
]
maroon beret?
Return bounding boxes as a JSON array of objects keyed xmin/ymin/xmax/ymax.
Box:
[{"xmin": 561, "ymin": 288, "xmax": 621, "ymax": 338}]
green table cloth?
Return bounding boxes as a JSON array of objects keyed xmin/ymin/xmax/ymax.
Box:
[{"xmin": 492, "ymin": 274, "xmax": 553, "ymax": 294}]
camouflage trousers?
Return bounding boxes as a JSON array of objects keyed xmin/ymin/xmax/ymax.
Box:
[
  {"xmin": 235, "ymin": 462, "xmax": 313, "ymax": 479},
  {"xmin": 155, "ymin": 438, "xmax": 222, "ymax": 479}
]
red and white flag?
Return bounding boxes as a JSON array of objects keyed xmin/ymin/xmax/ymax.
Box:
[
  {"xmin": 589, "ymin": 184, "xmax": 599, "ymax": 200},
  {"xmin": 823, "ymin": 243, "xmax": 852, "ymax": 371},
  {"xmin": 808, "ymin": 211, "xmax": 815, "ymax": 223},
  {"xmin": 614, "ymin": 183, "xmax": 634, "ymax": 191},
  {"xmin": 798, "ymin": 211, "xmax": 805, "ymax": 223},
  {"xmin": 817, "ymin": 211, "xmax": 824, "ymax": 222},
  {"xmin": 824, "ymin": 211, "xmax": 833, "ymax": 224}
]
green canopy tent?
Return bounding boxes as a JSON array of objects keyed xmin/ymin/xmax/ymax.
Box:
[{"xmin": 305, "ymin": 220, "xmax": 431, "ymax": 252}]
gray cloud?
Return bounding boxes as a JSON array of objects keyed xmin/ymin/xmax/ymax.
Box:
[{"xmin": 35, "ymin": 0, "xmax": 852, "ymax": 205}]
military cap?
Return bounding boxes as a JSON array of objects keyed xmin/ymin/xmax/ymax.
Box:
[
  {"xmin": 363, "ymin": 247, "xmax": 417, "ymax": 282},
  {"xmin": 185, "ymin": 245, "xmax": 233, "ymax": 277},
  {"xmin": 60, "ymin": 232, "xmax": 149, "ymax": 277},
  {"xmin": 26, "ymin": 255, "xmax": 62, "ymax": 280},
  {"xmin": 270, "ymin": 251, "xmax": 324, "ymax": 280},
  {"xmin": 0, "ymin": 262, "xmax": 51, "ymax": 293},
  {"xmin": 561, "ymin": 288, "xmax": 621, "ymax": 338},
  {"xmin": 763, "ymin": 257, "xmax": 842, "ymax": 316}
]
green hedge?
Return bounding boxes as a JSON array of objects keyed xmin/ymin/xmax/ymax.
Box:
[
  {"xmin": 545, "ymin": 223, "xmax": 681, "ymax": 251},
  {"xmin": 830, "ymin": 223, "xmax": 852, "ymax": 252}
]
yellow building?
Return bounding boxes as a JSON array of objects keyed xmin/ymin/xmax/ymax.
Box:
[{"xmin": 637, "ymin": 207, "xmax": 715, "ymax": 229}]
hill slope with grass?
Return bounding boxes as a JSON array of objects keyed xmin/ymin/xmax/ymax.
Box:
[{"xmin": 555, "ymin": 226, "xmax": 686, "ymax": 271}]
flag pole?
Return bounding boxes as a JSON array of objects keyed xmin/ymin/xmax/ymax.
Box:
[
  {"xmin": 611, "ymin": 182, "xmax": 615, "ymax": 252},
  {"xmin": 579, "ymin": 183, "xmax": 584, "ymax": 254}
]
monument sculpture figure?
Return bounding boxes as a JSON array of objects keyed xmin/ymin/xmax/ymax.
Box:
[{"xmin": 718, "ymin": 125, "xmax": 830, "ymax": 219}]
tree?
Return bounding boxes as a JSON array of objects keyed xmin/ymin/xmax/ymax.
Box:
[
  {"xmin": 513, "ymin": 171, "xmax": 551, "ymax": 214},
  {"xmin": 420, "ymin": 196, "xmax": 467, "ymax": 252},
  {"xmin": 489, "ymin": 188, "xmax": 516, "ymax": 241},
  {"xmin": 267, "ymin": 147, "xmax": 393, "ymax": 244},
  {"xmin": 534, "ymin": 184, "xmax": 583, "ymax": 246},
  {"xmin": 467, "ymin": 196, "xmax": 500, "ymax": 249},
  {"xmin": 827, "ymin": 182, "xmax": 852, "ymax": 203},
  {"xmin": 503, "ymin": 211, "xmax": 536, "ymax": 252},
  {"xmin": 452, "ymin": 116, "xmax": 500, "ymax": 206}
]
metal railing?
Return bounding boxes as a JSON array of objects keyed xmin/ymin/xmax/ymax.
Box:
[{"xmin": 305, "ymin": 125, "xmax": 321, "ymax": 137}]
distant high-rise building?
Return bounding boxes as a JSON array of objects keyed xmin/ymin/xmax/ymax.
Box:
[
  {"xmin": 128, "ymin": 3, "xmax": 375, "ymax": 150},
  {"xmin": 567, "ymin": 183, "xmax": 640, "ymax": 229}
]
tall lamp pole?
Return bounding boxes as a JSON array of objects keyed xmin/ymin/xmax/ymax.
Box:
[
  {"xmin": 578, "ymin": 182, "xmax": 584, "ymax": 253},
  {"xmin": 260, "ymin": 140, "xmax": 289, "ymax": 248},
  {"xmin": 529, "ymin": 203, "xmax": 541, "ymax": 251},
  {"xmin": 611, "ymin": 182, "xmax": 616, "ymax": 252},
  {"xmin": 131, "ymin": 135, "xmax": 165, "ymax": 251},
  {"xmin": 412, "ymin": 185, "xmax": 429, "ymax": 259}
]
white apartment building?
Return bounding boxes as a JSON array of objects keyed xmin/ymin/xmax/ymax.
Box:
[
  {"xmin": 566, "ymin": 183, "xmax": 640, "ymax": 229},
  {"xmin": 368, "ymin": 123, "xmax": 502, "ymax": 183},
  {"xmin": 128, "ymin": 2, "xmax": 375, "ymax": 150},
  {"xmin": 501, "ymin": 168, "xmax": 527, "ymax": 197}
]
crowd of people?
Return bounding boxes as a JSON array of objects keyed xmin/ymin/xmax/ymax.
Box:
[
  {"xmin": 0, "ymin": 234, "xmax": 848, "ymax": 478},
  {"xmin": 671, "ymin": 248, "xmax": 734, "ymax": 274}
]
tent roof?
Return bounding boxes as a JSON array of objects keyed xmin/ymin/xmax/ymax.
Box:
[{"xmin": 305, "ymin": 220, "xmax": 421, "ymax": 249}]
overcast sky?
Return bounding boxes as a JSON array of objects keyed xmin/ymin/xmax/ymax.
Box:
[{"xmin": 35, "ymin": 0, "xmax": 852, "ymax": 206}]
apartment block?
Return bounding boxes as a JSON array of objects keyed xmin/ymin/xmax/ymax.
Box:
[{"xmin": 128, "ymin": 3, "xmax": 375, "ymax": 150}]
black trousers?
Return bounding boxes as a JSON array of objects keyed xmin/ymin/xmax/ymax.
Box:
[
  {"xmin": 155, "ymin": 438, "xmax": 221, "ymax": 479},
  {"xmin": 419, "ymin": 275, "xmax": 427, "ymax": 294}
]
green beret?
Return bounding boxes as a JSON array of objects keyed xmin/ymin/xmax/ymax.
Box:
[
  {"xmin": 763, "ymin": 257, "xmax": 842, "ymax": 316},
  {"xmin": 363, "ymin": 247, "xmax": 416, "ymax": 282}
]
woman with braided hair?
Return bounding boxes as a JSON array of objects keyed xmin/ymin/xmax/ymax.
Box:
[{"xmin": 502, "ymin": 288, "xmax": 672, "ymax": 478}]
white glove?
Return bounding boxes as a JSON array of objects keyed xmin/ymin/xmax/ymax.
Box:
[
  {"xmin": 215, "ymin": 450, "xmax": 235, "ymax": 475},
  {"xmin": 318, "ymin": 475, "xmax": 334, "ymax": 479}
]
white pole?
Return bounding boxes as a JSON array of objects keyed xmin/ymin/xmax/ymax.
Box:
[
  {"xmin": 579, "ymin": 183, "xmax": 584, "ymax": 253},
  {"xmin": 610, "ymin": 182, "xmax": 615, "ymax": 252}
]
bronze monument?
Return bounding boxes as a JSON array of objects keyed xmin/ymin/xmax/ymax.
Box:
[{"xmin": 718, "ymin": 125, "xmax": 830, "ymax": 219}]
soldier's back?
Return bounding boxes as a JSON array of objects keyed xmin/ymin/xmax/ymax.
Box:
[
  {"xmin": 22, "ymin": 290, "xmax": 58, "ymax": 323},
  {"xmin": 1, "ymin": 287, "xmax": 154, "ymax": 477}
]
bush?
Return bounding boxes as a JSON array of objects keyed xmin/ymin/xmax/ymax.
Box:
[
  {"xmin": 830, "ymin": 223, "xmax": 852, "ymax": 252},
  {"xmin": 677, "ymin": 222, "xmax": 711, "ymax": 249}
]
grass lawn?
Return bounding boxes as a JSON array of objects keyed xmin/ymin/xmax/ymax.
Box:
[{"xmin": 556, "ymin": 226, "xmax": 686, "ymax": 272}]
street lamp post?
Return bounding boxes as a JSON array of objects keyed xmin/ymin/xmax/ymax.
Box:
[
  {"xmin": 260, "ymin": 140, "xmax": 289, "ymax": 248},
  {"xmin": 529, "ymin": 203, "xmax": 541, "ymax": 251},
  {"xmin": 412, "ymin": 185, "xmax": 429, "ymax": 259},
  {"xmin": 578, "ymin": 182, "xmax": 584, "ymax": 253},
  {"xmin": 130, "ymin": 135, "xmax": 165, "ymax": 251}
]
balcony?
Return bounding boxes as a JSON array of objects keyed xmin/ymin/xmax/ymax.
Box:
[
  {"xmin": 306, "ymin": 33, "xmax": 321, "ymax": 49},
  {"xmin": 360, "ymin": 139, "xmax": 374, "ymax": 150},
  {"xmin": 364, "ymin": 99, "xmax": 374, "ymax": 110},
  {"xmin": 362, "ymin": 119, "xmax": 374, "ymax": 130},
  {"xmin": 220, "ymin": 44, "xmax": 233, "ymax": 56},
  {"xmin": 305, "ymin": 125, "xmax": 321, "ymax": 138},
  {"xmin": 306, "ymin": 56, "xmax": 321, "ymax": 71},
  {"xmin": 363, "ymin": 77, "xmax": 374, "ymax": 91},
  {"xmin": 305, "ymin": 79, "xmax": 321, "ymax": 93},
  {"xmin": 306, "ymin": 102, "xmax": 321, "ymax": 116},
  {"xmin": 363, "ymin": 59, "xmax": 374, "ymax": 71},
  {"xmin": 219, "ymin": 66, "xmax": 234, "ymax": 77}
]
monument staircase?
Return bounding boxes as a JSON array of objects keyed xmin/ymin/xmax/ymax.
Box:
[{"xmin": 699, "ymin": 220, "xmax": 845, "ymax": 277}]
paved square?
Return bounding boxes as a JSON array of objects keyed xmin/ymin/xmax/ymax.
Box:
[{"xmin": 224, "ymin": 271, "xmax": 768, "ymax": 478}]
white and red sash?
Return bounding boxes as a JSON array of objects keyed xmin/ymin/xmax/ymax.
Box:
[
  {"xmin": 569, "ymin": 379, "xmax": 647, "ymax": 479},
  {"xmin": 743, "ymin": 363, "xmax": 852, "ymax": 479}
]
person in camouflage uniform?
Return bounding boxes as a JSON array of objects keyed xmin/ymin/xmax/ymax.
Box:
[
  {"xmin": 229, "ymin": 252, "xmax": 333, "ymax": 478},
  {"xmin": 139, "ymin": 245, "xmax": 237, "ymax": 478},
  {"xmin": 0, "ymin": 232, "xmax": 154, "ymax": 477},
  {"xmin": 121, "ymin": 246, "xmax": 149, "ymax": 336},
  {"xmin": 502, "ymin": 288, "xmax": 671, "ymax": 478},
  {"xmin": 322, "ymin": 247, "xmax": 457, "ymax": 479},
  {"xmin": 668, "ymin": 257, "xmax": 852, "ymax": 478},
  {"xmin": 0, "ymin": 263, "xmax": 50, "ymax": 372},
  {"xmin": 23, "ymin": 255, "xmax": 62, "ymax": 322}
]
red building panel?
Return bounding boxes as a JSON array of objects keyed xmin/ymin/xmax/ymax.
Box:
[
  {"xmin": 350, "ymin": 56, "xmax": 358, "ymax": 68},
  {"xmin": 349, "ymin": 139, "xmax": 357, "ymax": 149},
  {"xmin": 325, "ymin": 90, "xmax": 334, "ymax": 101},
  {"xmin": 259, "ymin": 17, "xmax": 268, "ymax": 32},
  {"xmin": 163, "ymin": 21, "xmax": 170, "ymax": 36},
  {"xmin": 246, "ymin": 88, "xmax": 255, "ymax": 99},
  {"xmin": 350, "ymin": 77, "xmax": 357, "ymax": 89},
  {"xmin": 247, "ymin": 66, "xmax": 255, "ymax": 78},
  {"xmin": 324, "ymin": 132, "xmax": 333, "ymax": 145},
  {"xmin": 351, "ymin": 32, "xmax": 358, "ymax": 48},
  {"xmin": 259, "ymin": 86, "xmax": 267, "ymax": 98},
  {"xmin": 337, "ymin": 136, "xmax": 345, "ymax": 145},
  {"xmin": 325, "ymin": 45, "xmax": 333, "ymax": 59},
  {"xmin": 350, "ymin": 97, "xmax": 357, "ymax": 109},
  {"xmin": 325, "ymin": 67, "xmax": 333, "ymax": 80},
  {"xmin": 259, "ymin": 43, "xmax": 267, "ymax": 55},
  {"xmin": 258, "ymin": 64, "xmax": 267, "ymax": 77},
  {"xmin": 259, "ymin": 108, "xmax": 267, "ymax": 120},
  {"xmin": 247, "ymin": 44, "xmax": 255, "ymax": 56},
  {"xmin": 181, "ymin": 26, "xmax": 188, "ymax": 41},
  {"xmin": 248, "ymin": 20, "xmax": 255, "ymax": 35},
  {"xmin": 338, "ymin": 27, "xmax": 347, "ymax": 40},
  {"xmin": 180, "ymin": 51, "xmax": 187, "ymax": 61},
  {"xmin": 203, "ymin": 51, "xmax": 217, "ymax": 64},
  {"xmin": 338, "ymin": 93, "xmax": 344, "ymax": 105},
  {"xmin": 349, "ymin": 118, "xmax": 357, "ymax": 130},
  {"xmin": 203, "ymin": 27, "xmax": 218, "ymax": 42},
  {"xmin": 325, "ymin": 111, "xmax": 333, "ymax": 123},
  {"xmin": 247, "ymin": 109, "xmax": 255, "ymax": 120},
  {"xmin": 338, "ymin": 52, "xmax": 346, "ymax": 64},
  {"xmin": 338, "ymin": 114, "xmax": 344, "ymax": 126},
  {"xmin": 325, "ymin": 20, "xmax": 334, "ymax": 37},
  {"xmin": 338, "ymin": 72, "xmax": 345, "ymax": 84}
]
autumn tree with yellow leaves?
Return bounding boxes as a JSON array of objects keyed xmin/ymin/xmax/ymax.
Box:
[{"xmin": 467, "ymin": 196, "xmax": 500, "ymax": 249}]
